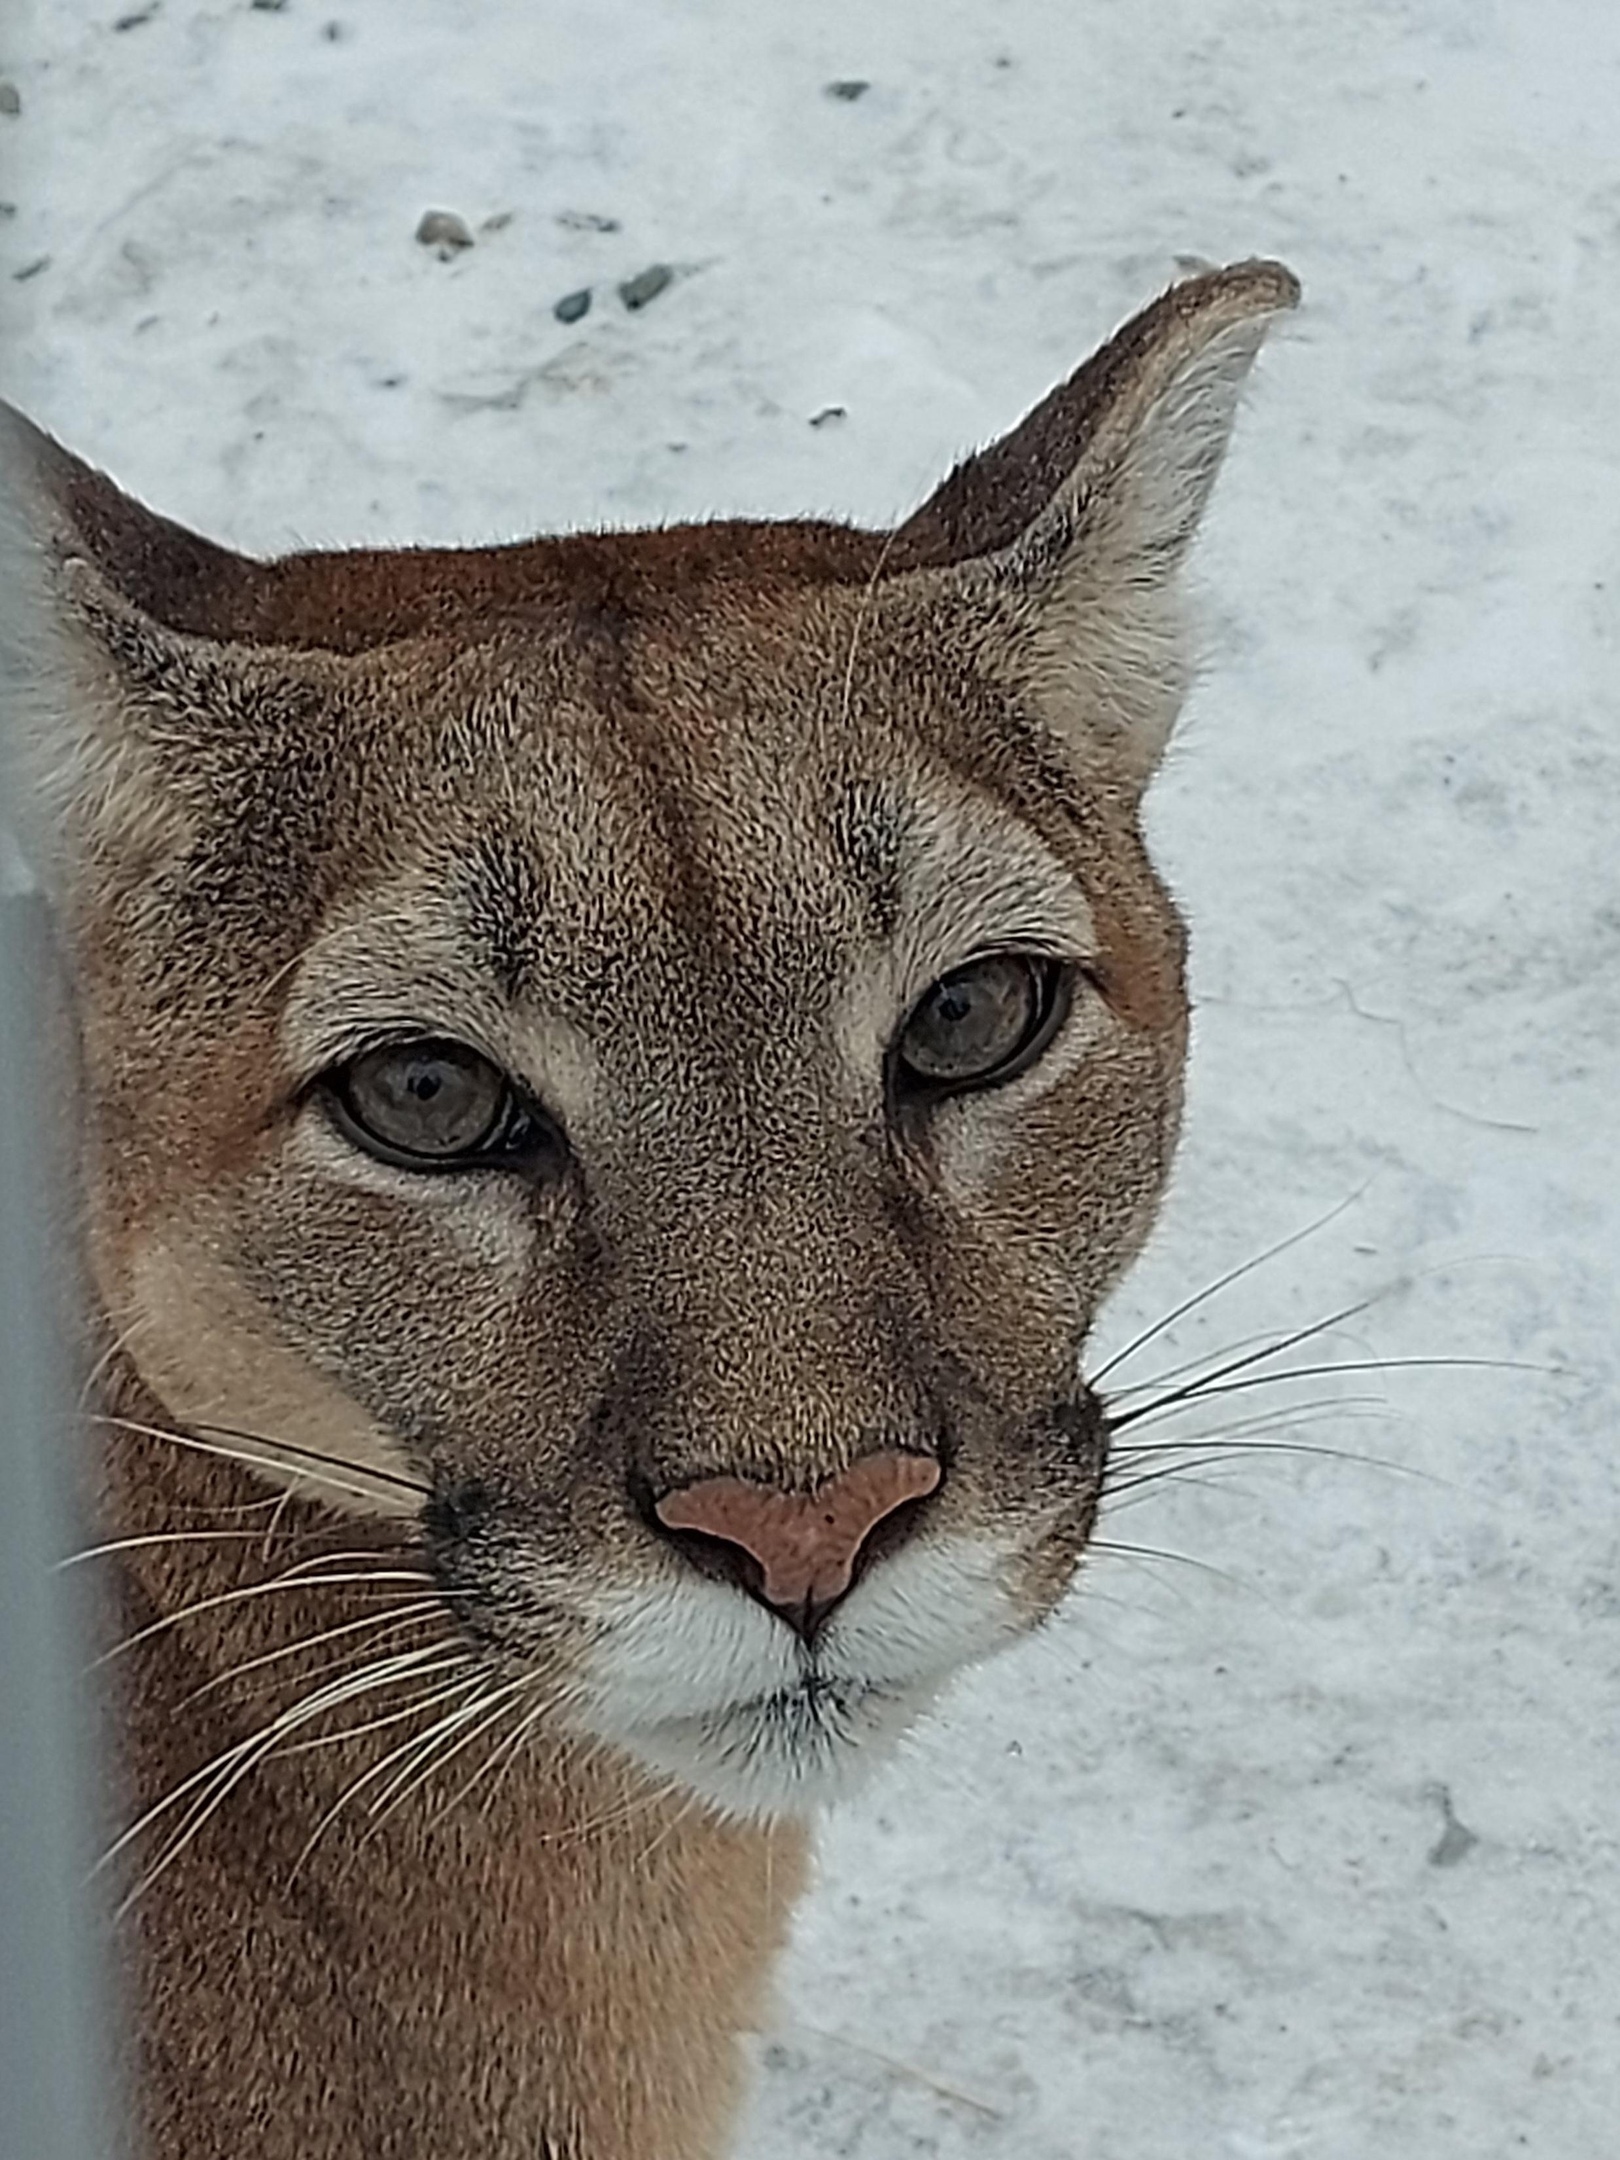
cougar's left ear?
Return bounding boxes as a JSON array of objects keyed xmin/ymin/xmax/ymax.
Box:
[{"xmin": 888, "ymin": 259, "xmax": 1299, "ymax": 787}]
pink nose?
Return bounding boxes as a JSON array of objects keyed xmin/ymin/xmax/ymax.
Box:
[{"xmin": 653, "ymin": 1451, "xmax": 942, "ymax": 1624}]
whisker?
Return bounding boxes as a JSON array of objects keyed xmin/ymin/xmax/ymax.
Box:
[
  {"xmin": 364, "ymin": 1680, "xmax": 532, "ymax": 1828},
  {"xmin": 413, "ymin": 1687, "xmax": 555, "ymax": 1836},
  {"xmin": 61, "ymin": 1527, "xmax": 293, "ymax": 1568},
  {"xmin": 1113, "ymin": 1353, "xmax": 1556, "ymax": 1433},
  {"xmin": 1089, "ymin": 1187, "xmax": 1369, "ymax": 1386},
  {"xmin": 1086, "ymin": 1537, "xmax": 1258, "ymax": 1598},
  {"xmin": 1109, "ymin": 1398, "xmax": 1394, "ymax": 1462},
  {"xmin": 100, "ymin": 1643, "xmax": 467, "ymax": 1884},
  {"xmin": 188, "ymin": 1417, "xmax": 429, "ymax": 1497},
  {"xmin": 287, "ymin": 1676, "xmax": 496, "ymax": 1878},
  {"xmin": 1104, "ymin": 1296, "xmax": 1379, "ymax": 1420},
  {"xmin": 475, "ymin": 1689, "xmax": 558, "ymax": 1818},
  {"xmin": 96, "ymin": 1563, "xmax": 434, "ymax": 1667},
  {"xmin": 89, "ymin": 1412, "xmax": 427, "ymax": 1506},
  {"xmin": 179, "ymin": 1599, "xmax": 446, "ymax": 1708},
  {"xmin": 118, "ymin": 1669, "xmax": 480, "ymax": 1920}
]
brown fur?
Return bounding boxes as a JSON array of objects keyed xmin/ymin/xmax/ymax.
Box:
[{"xmin": 1, "ymin": 259, "xmax": 1297, "ymax": 2159}]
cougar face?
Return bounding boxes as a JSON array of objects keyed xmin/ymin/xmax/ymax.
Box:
[{"xmin": 3, "ymin": 261, "xmax": 1296, "ymax": 1819}]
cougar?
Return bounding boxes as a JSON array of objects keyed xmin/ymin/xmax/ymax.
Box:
[{"xmin": 0, "ymin": 257, "xmax": 1297, "ymax": 2159}]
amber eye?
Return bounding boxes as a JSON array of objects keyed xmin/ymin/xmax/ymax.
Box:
[
  {"xmin": 327, "ymin": 1039, "xmax": 541, "ymax": 1171},
  {"xmin": 895, "ymin": 955, "xmax": 1070, "ymax": 1095}
]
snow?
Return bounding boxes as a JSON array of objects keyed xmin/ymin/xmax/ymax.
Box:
[{"xmin": 3, "ymin": 2, "xmax": 1616, "ymax": 2153}]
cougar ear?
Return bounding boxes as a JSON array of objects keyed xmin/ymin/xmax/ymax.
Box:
[
  {"xmin": 0, "ymin": 404, "xmax": 268, "ymax": 890},
  {"xmin": 889, "ymin": 259, "xmax": 1299, "ymax": 786}
]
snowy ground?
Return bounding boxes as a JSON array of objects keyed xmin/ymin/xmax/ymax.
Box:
[{"xmin": 3, "ymin": 2, "xmax": 1617, "ymax": 2154}]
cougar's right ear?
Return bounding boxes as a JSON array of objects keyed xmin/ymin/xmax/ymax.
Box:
[
  {"xmin": 0, "ymin": 404, "xmax": 272, "ymax": 891},
  {"xmin": 886, "ymin": 259, "xmax": 1299, "ymax": 790}
]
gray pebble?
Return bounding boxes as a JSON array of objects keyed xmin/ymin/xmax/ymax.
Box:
[
  {"xmin": 0, "ymin": 82, "xmax": 21, "ymax": 116},
  {"xmin": 13, "ymin": 255, "xmax": 50, "ymax": 282},
  {"xmin": 554, "ymin": 287, "xmax": 592, "ymax": 325},
  {"xmin": 824, "ymin": 79, "xmax": 869, "ymax": 101},
  {"xmin": 415, "ymin": 209, "xmax": 475, "ymax": 258},
  {"xmin": 618, "ymin": 263, "xmax": 672, "ymax": 311},
  {"xmin": 557, "ymin": 210, "xmax": 619, "ymax": 233},
  {"xmin": 809, "ymin": 405, "xmax": 847, "ymax": 429},
  {"xmin": 250, "ymin": 0, "xmax": 289, "ymax": 11}
]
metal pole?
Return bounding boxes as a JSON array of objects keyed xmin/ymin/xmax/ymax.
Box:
[{"xmin": 0, "ymin": 890, "xmax": 117, "ymax": 2160}]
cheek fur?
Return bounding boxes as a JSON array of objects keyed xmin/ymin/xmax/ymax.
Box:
[{"xmin": 120, "ymin": 1224, "xmax": 421, "ymax": 1516}]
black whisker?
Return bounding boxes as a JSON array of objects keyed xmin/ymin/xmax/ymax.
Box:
[
  {"xmin": 1104, "ymin": 1296, "xmax": 1379, "ymax": 1424},
  {"xmin": 1114, "ymin": 1353, "xmax": 1557, "ymax": 1434},
  {"xmin": 1089, "ymin": 1187, "xmax": 1369, "ymax": 1386}
]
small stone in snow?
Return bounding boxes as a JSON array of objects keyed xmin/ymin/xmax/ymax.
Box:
[
  {"xmin": 115, "ymin": 5, "xmax": 160, "ymax": 27},
  {"xmin": 13, "ymin": 255, "xmax": 50, "ymax": 282},
  {"xmin": 809, "ymin": 405, "xmax": 847, "ymax": 429},
  {"xmin": 556, "ymin": 210, "xmax": 620, "ymax": 233},
  {"xmin": 415, "ymin": 209, "xmax": 475, "ymax": 259},
  {"xmin": 251, "ymin": 0, "xmax": 289, "ymax": 11},
  {"xmin": 824, "ymin": 79, "xmax": 869, "ymax": 101},
  {"xmin": 618, "ymin": 263, "xmax": 672, "ymax": 311},
  {"xmin": 554, "ymin": 288, "xmax": 591, "ymax": 325},
  {"xmin": 0, "ymin": 82, "xmax": 21, "ymax": 116}
]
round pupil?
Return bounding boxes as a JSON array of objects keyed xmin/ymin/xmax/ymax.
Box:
[
  {"xmin": 901, "ymin": 957, "xmax": 1040, "ymax": 1083},
  {"xmin": 347, "ymin": 1042, "xmax": 506, "ymax": 1158}
]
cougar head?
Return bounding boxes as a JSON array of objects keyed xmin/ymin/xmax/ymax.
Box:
[{"xmin": 1, "ymin": 261, "xmax": 1296, "ymax": 1817}]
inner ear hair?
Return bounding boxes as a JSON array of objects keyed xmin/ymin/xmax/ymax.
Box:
[
  {"xmin": 888, "ymin": 257, "xmax": 1300, "ymax": 786},
  {"xmin": 0, "ymin": 405, "xmax": 280, "ymax": 886}
]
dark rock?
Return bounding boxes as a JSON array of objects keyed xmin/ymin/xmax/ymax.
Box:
[
  {"xmin": 554, "ymin": 287, "xmax": 591, "ymax": 325},
  {"xmin": 618, "ymin": 263, "xmax": 673, "ymax": 311},
  {"xmin": 824, "ymin": 79, "xmax": 869, "ymax": 101},
  {"xmin": 0, "ymin": 82, "xmax": 20, "ymax": 116},
  {"xmin": 415, "ymin": 209, "xmax": 475, "ymax": 259},
  {"xmin": 556, "ymin": 210, "xmax": 620, "ymax": 233}
]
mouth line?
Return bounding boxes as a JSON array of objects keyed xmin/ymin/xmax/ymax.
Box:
[{"xmin": 624, "ymin": 1671, "xmax": 882, "ymax": 1737}]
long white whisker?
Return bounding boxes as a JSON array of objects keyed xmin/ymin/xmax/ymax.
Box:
[
  {"xmin": 62, "ymin": 1528, "xmax": 296, "ymax": 1567},
  {"xmin": 116, "ymin": 1668, "xmax": 480, "ymax": 1920},
  {"xmin": 288, "ymin": 1674, "xmax": 495, "ymax": 1877},
  {"xmin": 180, "ymin": 1600, "xmax": 446, "ymax": 1708},
  {"xmin": 364, "ymin": 1680, "xmax": 532, "ymax": 1828},
  {"xmin": 100, "ymin": 1643, "xmax": 466, "ymax": 1881},
  {"xmin": 96, "ymin": 1565, "xmax": 434, "ymax": 1667}
]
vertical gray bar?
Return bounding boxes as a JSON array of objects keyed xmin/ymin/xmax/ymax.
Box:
[{"xmin": 0, "ymin": 894, "xmax": 116, "ymax": 2160}]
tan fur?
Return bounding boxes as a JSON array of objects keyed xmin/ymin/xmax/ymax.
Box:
[{"xmin": 0, "ymin": 259, "xmax": 1296, "ymax": 2159}]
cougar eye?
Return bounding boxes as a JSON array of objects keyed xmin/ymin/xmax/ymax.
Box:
[
  {"xmin": 326, "ymin": 1038, "xmax": 543, "ymax": 1171},
  {"xmin": 895, "ymin": 955, "xmax": 1070, "ymax": 1095}
]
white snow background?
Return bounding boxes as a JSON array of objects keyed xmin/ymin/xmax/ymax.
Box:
[{"xmin": 2, "ymin": 3, "xmax": 1616, "ymax": 2154}]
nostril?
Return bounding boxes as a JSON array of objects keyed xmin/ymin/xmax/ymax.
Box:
[
  {"xmin": 649, "ymin": 1450, "xmax": 942, "ymax": 1637},
  {"xmin": 655, "ymin": 1520, "xmax": 772, "ymax": 1604}
]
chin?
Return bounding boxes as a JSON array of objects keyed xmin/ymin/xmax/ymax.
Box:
[
  {"xmin": 607, "ymin": 1676, "xmax": 936, "ymax": 1821},
  {"xmin": 569, "ymin": 1536, "xmax": 1025, "ymax": 1823}
]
